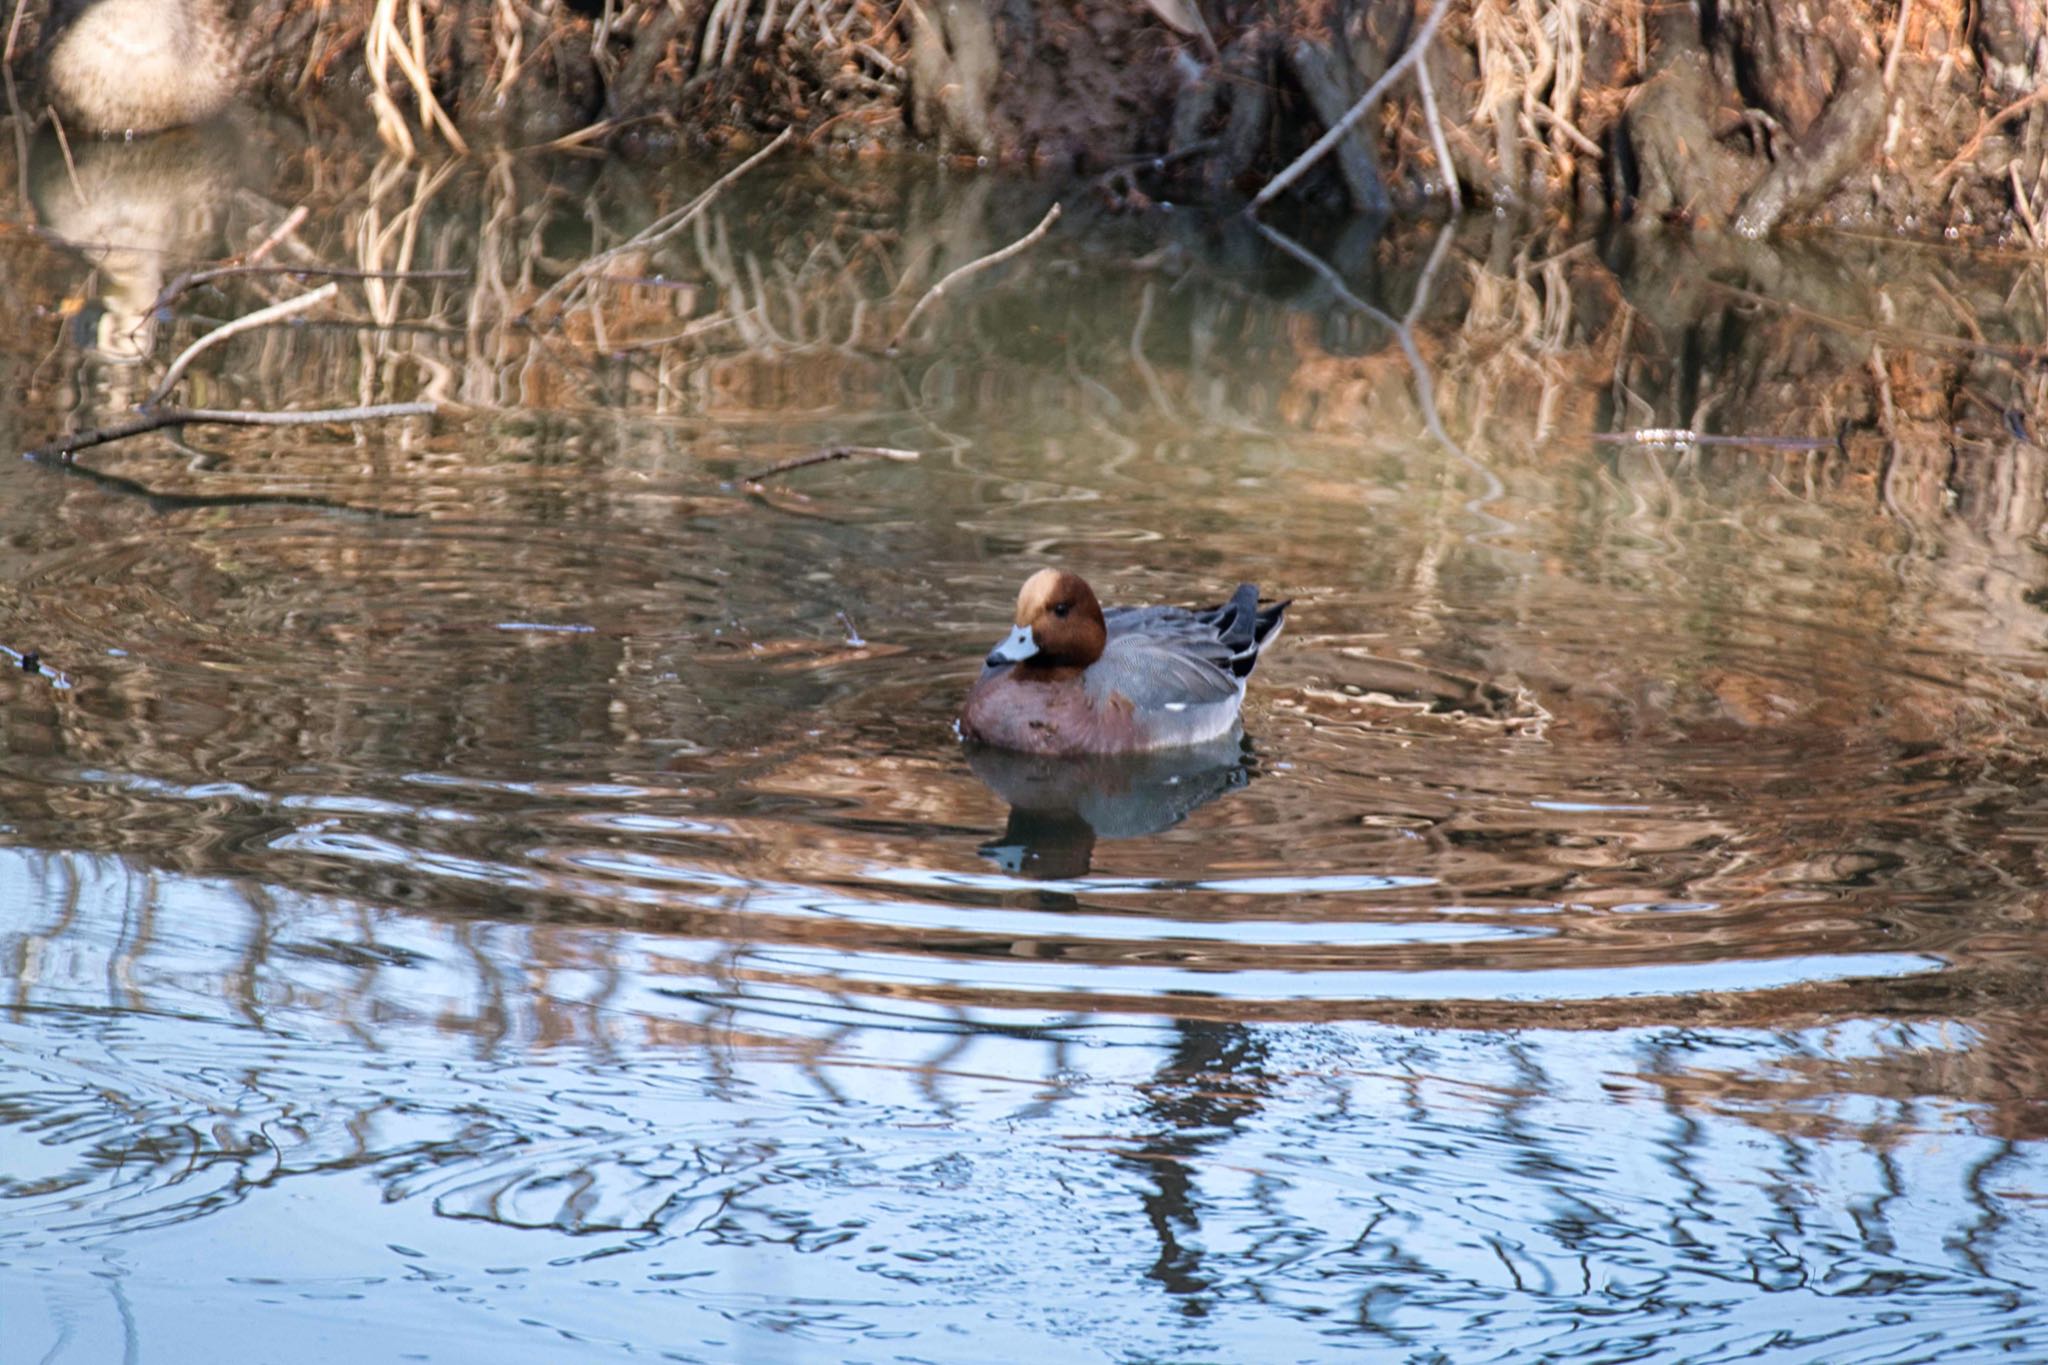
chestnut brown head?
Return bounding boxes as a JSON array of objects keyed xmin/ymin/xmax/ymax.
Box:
[{"xmin": 986, "ymin": 568, "xmax": 1108, "ymax": 668}]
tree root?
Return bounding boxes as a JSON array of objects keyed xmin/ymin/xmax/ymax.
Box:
[
  {"xmin": 1285, "ymin": 38, "xmax": 1391, "ymax": 216},
  {"xmin": 907, "ymin": 0, "xmax": 998, "ymax": 155},
  {"xmin": 1733, "ymin": 65, "xmax": 1888, "ymax": 237}
]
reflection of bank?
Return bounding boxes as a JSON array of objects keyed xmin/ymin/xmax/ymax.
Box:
[
  {"xmin": 29, "ymin": 125, "xmax": 241, "ymax": 363},
  {"xmin": 967, "ymin": 731, "xmax": 1253, "ymax": 879}
]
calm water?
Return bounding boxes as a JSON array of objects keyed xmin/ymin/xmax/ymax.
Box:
[{"xmin": 3, "ymin": 111, "xmax": 2048, "ymax": 1363}]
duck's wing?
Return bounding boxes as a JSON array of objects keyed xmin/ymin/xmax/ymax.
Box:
[
  {"xmin": 1085, "ymin": 630, "xmax": 1245, "ymax": 710},
  {"xmin": 1105, "ymin": 584, "xmax": 1290, "ymax": 684}
]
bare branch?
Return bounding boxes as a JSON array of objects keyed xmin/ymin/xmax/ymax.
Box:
[
  {"xmin": 153, "ymin": 263, "xmax": 471, "ymax": 316},
  {"xmin": 26, "ymin": 402, "xmax": 440, "ymax": 462},
  {"xmin": 1248, "ymin": 0, "xmax": 1453, "ymax": 213},
  {"xmin": 738, "ymin": 444, "xmax": 920, "ymax": 485}
]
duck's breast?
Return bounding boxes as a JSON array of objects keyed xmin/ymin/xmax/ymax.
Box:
[{"xmin": 961, "ymin": 665, "xmax": 1147, "ymax": 755}]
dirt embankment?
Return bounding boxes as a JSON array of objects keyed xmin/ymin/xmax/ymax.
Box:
[{"xmin": 15, "ymin": 0, "xmax": 2048, "ymax": 237}]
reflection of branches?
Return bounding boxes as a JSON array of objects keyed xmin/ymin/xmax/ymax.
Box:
[
  {"xmin": 884, "ymin": 201, "xmax": 1061, "ymax": 352},
  {"xmin": 22, "ymin": 447, "xmax": 421, "ymax": 518},
  {"xmin": 146, "ymin": 283, "xmax": 339, "ymax": 409},
  {"xmin": 152, "ymin": 262, "xmax": 468, "ymax": 316},
  {"xmin": 526, "ymin": 127, "xmax": 796, "ymax": 322},
  {"xmin": 1252, "ymin": 219, "xmax": 1501, "ymax": 505}
]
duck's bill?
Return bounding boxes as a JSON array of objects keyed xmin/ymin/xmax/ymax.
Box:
[{"xmin": 987, "ymin": 624, "xmax": 1039, "ymax": 665}]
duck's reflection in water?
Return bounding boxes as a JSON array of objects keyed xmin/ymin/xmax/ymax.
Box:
[
  {"xmin": 29, "ymin": 123, "xmax": 241, "ymax": 364},
  {"xmin": 968, "ymin": 732, "xmax": 1272, "ymax": 1307},
  {"xmin": 966, "ymin": 730, "xmax": 1254, "ymax": 879}
]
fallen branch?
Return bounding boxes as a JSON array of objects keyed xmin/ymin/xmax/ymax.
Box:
[
  {"xmin": 25, "ymin": 402, "xmax": 440, "ymax": 462},
  {"xmin": 145, "ymin": 283, "xmax": 339, "ymax": 409},
  {"xmin": 884, "ymin": 202, "xmax": 1061, "ymax": 353},
  {"xmin": 1248, "ymin": 0, "xmax": 1452, "ymax": 213},
  {"xmin": 527, "ymin": 126, "xmax": 796, "ymax": 320},
  {"xmin": 737, "ymin": 444, "xmax": 920, "ymax": 485}
]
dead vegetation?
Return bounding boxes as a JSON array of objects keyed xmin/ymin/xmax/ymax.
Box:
[
  {"xmin": 16, "ymin": 103, "xmax": 2046, "ymax": 515},
  {"xmin": 5, "ymin": 0, "xmax": 2048, "ymax": 234}
]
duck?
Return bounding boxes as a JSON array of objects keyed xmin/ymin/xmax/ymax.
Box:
[
  {"xmin": 41, "ymin": 0, "xmax": 240, "ymax": 137},
  {"xmin": 960, "ymin": 569, "xmax": 1289, "ymax": 755}
]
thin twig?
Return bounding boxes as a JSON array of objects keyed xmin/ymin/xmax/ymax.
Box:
[
  {"xmin": 1882, "ymin": 0, "xmax": 1913, "ymax": 91},
  {"xmin": 1415, "ymin": 56, "xmax": 1462, "ymax": 214},
  {"xmin": 1933, "ymin": 86, "xmax": 2048, "ymax": 187},
  {"xmin": 884, "ymin": 202, "xmax": 1061, "ymax": 353},
  {"xmin": 737, "ymin": 444, "xmax": 919, "ymax": 485},
  {"xmin": 1088, "ymin": 139, "xmax": 1217, "ymax": 192},
  {"xmin": 528, "ymin": 126, "xmax": 796, "ymax": 320},
  {"xmin": 145, "ymin": 283, "xmax": 339, "ymax": 409},
  {"xmin": 49, "ymin": 108, "xmax": 83, "ymax": 203},
  {"xmin": 1249, "ymin": 0, "xmax": 1452, "ymax": 212},
  {"xmin": 3, "ymin": 0, "xmax": 31, "ymax": 66},
  {"xmin": 248, "ymin": 206, "xmax": 311, "ymax": 267},
  {"xmin": 26, "ymin": 402, "xmax": 440, "ymax": 462},
  {"xmin": 152, "ymin": 263, "xmax": 471, "ymax": 316},
  {"xmin": 1704, "ymin": 278, "xmax": 2045, "ymax": 362}
]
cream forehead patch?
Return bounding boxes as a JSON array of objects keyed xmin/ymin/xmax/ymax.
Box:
[{"xmin": 1014, "ymin": 568, "xmax": 1067, "ymax": 622}]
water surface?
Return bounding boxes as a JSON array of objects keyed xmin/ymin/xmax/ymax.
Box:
[{"xmin": 3, "ymin": 112, "xmax": 2047, "ymax": 1362}]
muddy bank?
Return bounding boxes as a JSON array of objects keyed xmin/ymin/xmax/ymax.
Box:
[{"xmin": 6, "ymin": 0, "xmax": 2047, "ymax": 236}]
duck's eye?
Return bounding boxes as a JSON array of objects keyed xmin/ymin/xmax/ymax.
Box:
[{"xmin": 1051, "ymin": 602, "xmax": 1071, "ymax": 619}]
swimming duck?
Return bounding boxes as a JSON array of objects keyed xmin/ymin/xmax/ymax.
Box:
[
  {"xmin": 960, "ymin": 569, "xmax": 1289, "ymax": 755},
  {"xmin": 42, "ymin": 0, "xmax": 240, "ymax": 137}
]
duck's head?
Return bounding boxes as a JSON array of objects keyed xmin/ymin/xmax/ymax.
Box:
[{"xmin": 988, "ymin": 568, "xmax": 1107, "ymax": 668}]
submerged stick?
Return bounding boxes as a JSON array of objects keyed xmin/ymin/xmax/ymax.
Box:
[
  {"xmin": 26, "ymin": 402, "xmax": 440, "ymax": 462},
  {"xmin": 145, "ymin": 283, "xmax": 339, "ymax": 409},
  {"xmin": 884, "ymin": 202, "xmax": 1061, "ymax": 353},
  {"xmin": 737, "ymin": 444, "xmax": 920, "ymax": 485},
  {"xmin": 1248, "ymin": 0, "xmax": 1452, "ymax": 213}
]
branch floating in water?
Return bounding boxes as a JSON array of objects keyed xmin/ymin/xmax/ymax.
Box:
[
  {"xmin": 25, "ymin": 402, "xmax": 441, "ymax": 462},
  {"xmin": 737, "ymin": 444, "xmax": 920, "ymax": 486}
]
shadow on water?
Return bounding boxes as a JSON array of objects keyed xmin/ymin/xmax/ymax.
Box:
[{"xmin": 1, "ymin": 103, "xmax": 2047, "ymax": 1361}]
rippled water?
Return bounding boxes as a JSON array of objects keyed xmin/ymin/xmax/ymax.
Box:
[{"xmin": 3, "ymin": 111, "xmax": 2048, "ymax": 1362}]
